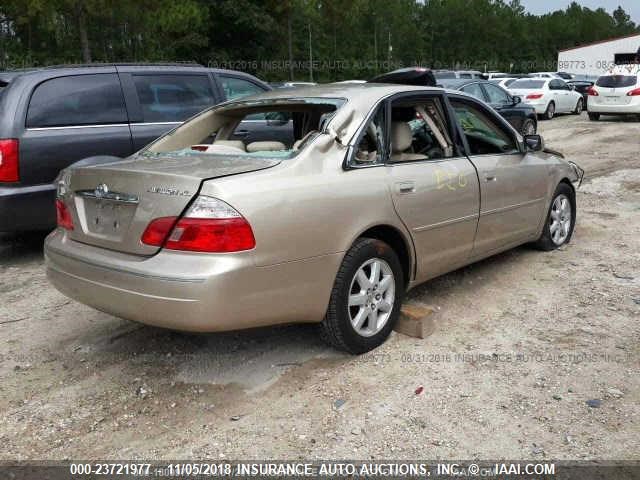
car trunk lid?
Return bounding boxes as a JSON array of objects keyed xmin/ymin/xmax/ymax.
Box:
[{"xmin": 64, "ymin": 154, "xmax": 280, "ymax": 255}]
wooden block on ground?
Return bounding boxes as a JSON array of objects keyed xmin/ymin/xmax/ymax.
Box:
[{"xmin": 394, "ymin": 302, "xmax": 437, "ymax": 339}]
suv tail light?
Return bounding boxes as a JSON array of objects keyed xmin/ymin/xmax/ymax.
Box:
[
  {"xmin": 587, "ymin": 86, "xmax": 599, "ymax": 96},
  {"xmin": 526, "ymin": 93, "xmax": 544, "ymax": 100},
  {"xmin": 0, "ymin": 139, "xmax": 19, "ymax": 182},
  {"xmin": 627, "ymin": 87, "xmax": 640, "ymax": 96},
  {"xmin": 55, "ymin": 199, "xmax": 74, "ymax": 230},
  {"xmin": 141, "ymin": 196, "xmax": 256, "ymax": 252}
]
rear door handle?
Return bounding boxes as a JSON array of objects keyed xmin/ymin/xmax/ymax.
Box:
[
  {"xmin": 484, "ymin": 171, "xmax": 497, "ymax": 182},
  {"xmin": 396, "ymin": 181, "xmax": 416, "ymax": 194}
]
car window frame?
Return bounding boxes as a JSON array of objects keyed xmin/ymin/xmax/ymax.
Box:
[
  {"xmin": 25, "ymin": 73, "xmax": 129, "ymax": 129},
  {"xmin": 460, "ymin": 82, "xmax": 488, "ymax": 102},
  {"xmin": 386, "ymin": 91, "xmax": 465, "ymax": 166},
  {"xmin": 446, "ymin": 93, "xmax": 523, "ymax": 158}
]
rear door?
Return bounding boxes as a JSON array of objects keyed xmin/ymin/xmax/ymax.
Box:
[
  {"xmin": 216, "ymin": 74, "xmax": 294, "ymax": 146},
  {"xmin": 549, "ymin": 79, "xmax": 570, "ymax": 112},
  {"xmin": 119, "ymin": 69, "xmax": 220, "ymax": 150},
  {"xmin": 20, "ymin": 71, "xmax": 133, "ymax": 186},
  {"xmin": 384, "ymin": 93, "xmax": 480, "ymax": 280}
]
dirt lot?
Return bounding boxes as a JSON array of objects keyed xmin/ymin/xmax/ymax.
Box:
[{"xmin": 1, "ymin": 113, "xmax": 639, "ymax": 460}]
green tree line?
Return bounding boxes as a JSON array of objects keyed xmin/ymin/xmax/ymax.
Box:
[{"xmin": 1, "ymin": 0, "xmax": 638, "ymax": 80}]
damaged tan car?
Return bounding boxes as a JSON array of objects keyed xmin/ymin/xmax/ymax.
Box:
[{"xmin": 45, "ymin": 84, "xmax": 583, "ymax": 353}]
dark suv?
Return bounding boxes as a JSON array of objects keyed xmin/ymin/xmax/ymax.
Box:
[{"xmin": 0, "ymin": 63, "xmax": 272, "ymax": 232}]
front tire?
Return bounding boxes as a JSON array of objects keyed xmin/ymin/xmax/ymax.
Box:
[
  {"xmin": 534, "ymin": 183, "xmax": 576, "ymax": 251},
  {"xmin": 588, "ymin": 112, "xmax": 600, "ymax": 121},
  {"xmin": 521, "ymin": 118, "xmax": 537, "ymax": 135},
  {"xmin": 573, "ymin": 98, "xmax": 583, "ymax": 114},
  {"xmin": 320, "ymin": 238, "xmax": 404, "ymax": 354}
]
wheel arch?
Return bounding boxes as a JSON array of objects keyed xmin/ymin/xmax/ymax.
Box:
[{"xmin": 356, "ymin": 224, "xmax": 414, "ymax": 287}]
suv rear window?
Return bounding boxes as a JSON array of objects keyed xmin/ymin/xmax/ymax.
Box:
[
  {"xmin": 596, "ymin": 75, "xmax": 637, "ymax": 88},
  {"xmin": 133, "ymin": 74, "xmax": 215, "ymax": 123},
  {"xmin": 27, "ymin": 74, "xmax": 127, "ymax": 128}
]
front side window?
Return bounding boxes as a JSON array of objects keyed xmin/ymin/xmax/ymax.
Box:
[
  {"xmin": 27, "ymin": 74, "xmax": 127, "ymax": 128},
  {"xmin": 219, "ymin": 76, "xmax": 266, "ymax": 101},
  {"xmin": 451, "ymin": 99, "xmax": 517, "ymax": 156},
  {"xmin": 484, "ymin": 84, "xmax": 510, "ymax": 104},
  {"xmin": 133, "ymin": 74, "xmax": 215, "ymax": 123}
]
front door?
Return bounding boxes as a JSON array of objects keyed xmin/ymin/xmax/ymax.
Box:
[{"xmin": 448, "ymin": 96, "xmax": 548, "ymax": 258}]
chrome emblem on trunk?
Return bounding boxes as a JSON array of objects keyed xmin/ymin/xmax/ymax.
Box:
[
  {"xmin": 147, "ymin": 186, "xmax": 191, "ymax": 196},
  {"xmin": 95, "ymin": 183, "xmax": 109, "ymax": 198}
]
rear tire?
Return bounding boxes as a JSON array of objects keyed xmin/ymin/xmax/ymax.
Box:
[
  {"xmin": 573, "ymin": 98, "xmax": 583, "ymax": 114},
  {"xmin": 534, "ymin": 183, "xmax": 576, "ymax": 251},
  {"xmin": 588, "ymin": 112, "xmax": 600, "ymax": 121},
  {"xmin": 320, "ymin": 238, "xmax": 404, "ymax": 354},
  {"xmin": 543, "ymin": 101, "xmax": 555, "ymax": 120}
]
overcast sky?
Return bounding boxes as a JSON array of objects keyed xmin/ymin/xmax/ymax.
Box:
[{"xmin": 519, "ymin": 0, "xmax": 640, "ymax": 23}]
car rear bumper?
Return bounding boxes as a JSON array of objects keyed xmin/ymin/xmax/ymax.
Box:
[
  {"xmin": 44, "ymin": 229, "xmax": 341, "ymax": 332},
  {"xmin": 0, "ymin": 183, "xmax": 56, "ymax": 232},
  {"xmin": 587, "ymin": 103, "xmax": 640, "ymax": 114}
]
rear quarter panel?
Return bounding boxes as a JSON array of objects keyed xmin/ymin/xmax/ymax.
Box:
[{"xmin": 198, "ymin": 135, "xmax": 412, "ymax": 268}]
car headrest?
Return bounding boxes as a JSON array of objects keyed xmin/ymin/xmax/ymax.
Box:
[{"xmin": 391, "ymin": 122, "xmax": 413, "ymax": 153}]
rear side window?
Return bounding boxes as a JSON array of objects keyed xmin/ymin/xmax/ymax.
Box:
[
  {"xmin": 460, "ymin": 83, "xmax": 485, "ymax": 101},
  {"xmin": 133, "ymin": 75, "xmax": 215, "ymax": 123},
  {"xmin": 218, "ymin": 76, "xmax": 266, "ymax": 101},
  {"xmin": 27, "ymin": 74, "xmax": 127, "ymax": 128},
  {"xmin": 596, "ymin": 75, "xmax": 637, "ymax": 88}
]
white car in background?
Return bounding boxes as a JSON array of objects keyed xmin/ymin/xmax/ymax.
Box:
[
  {"xmin": 587, "ymin": 65, "xmax": 640, "ymax": 121},
  {"xmin": 509, "ymin": 78, "xmax": 584, "ymax": 120},
  {"xmin": 489, "ymin": 77, "xmax": 520, "ymax": 89}
]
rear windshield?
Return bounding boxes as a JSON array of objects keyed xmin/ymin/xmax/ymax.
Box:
[
  {"xmin": 144, "ymin": 97, "xmax": 346, "ymax": 159},
  {"xmin": 596, "ymin": 75, "xmax": 637, "ymax": 88},
  {"xmin": 510, "ymin": 79, "xmax": 546, "ymax": 89}
]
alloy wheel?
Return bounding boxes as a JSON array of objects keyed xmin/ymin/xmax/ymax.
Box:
[
  {"xmin": 348, "ymin": 258, "xmax": 395, "ymax": 337},
  {"xmin": 550, "ymin": 194, "xmax": 572, "ymax": 245}
]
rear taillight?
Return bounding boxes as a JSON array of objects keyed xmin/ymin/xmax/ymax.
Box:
[
  {"xmin": 627, "ymin": 87, "xmax": 640, "ymax": 96},
  {"xmin": 526, "ymin": 93, "xmax": 544, "ymax": 100},
  {"xmin": 55, "ymin": 199, "xmax": 74, "ymax": 230},
  {"xmin": 587, "ymin": 86, "xmax": 599, "ymax": 96},
  {"xmin": 141, "ymin": 216, "xmax": 177, "ymax": 246},
  {"xmin": 0, "ymin": 139, "xmax": 19, "ymax": 182},
  {"xmin": 141, "ymin": 196, "xmax": 256, "ymax": 252}
]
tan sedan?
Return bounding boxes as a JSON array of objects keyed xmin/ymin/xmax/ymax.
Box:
[{"xmin": 45, "ymin": 84, "xmax": 583, "ymax": 353}]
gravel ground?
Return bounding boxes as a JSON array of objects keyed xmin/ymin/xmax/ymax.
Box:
[{"xmin": 0, "ymin": 113, "xmax": 638, "ymax": 460}]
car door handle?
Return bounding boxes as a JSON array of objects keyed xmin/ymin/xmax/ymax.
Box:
[
  {"xmin": 396, "ymin": 181, "xmax": 415, "ymax": 194},
  {"xmin": 484, "ymin": 171, "xmax": 497, "ymax": 182},
  {"xmin": 235, "ymin": 130, "xmax": 250, "ymax": 137}
]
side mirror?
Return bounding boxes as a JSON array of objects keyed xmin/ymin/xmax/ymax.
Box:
[
  {"xmin": 524, "ymin": 134, "xmax": 545, "ymax": 152},
  {"xmin": 512, "ymin": 95, "xmax": 522, "ymax": 105}
]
